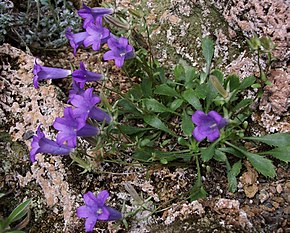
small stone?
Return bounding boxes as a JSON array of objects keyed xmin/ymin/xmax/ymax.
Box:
[
  {"xmin": 259, "ymin": 189, "xmax": 269, "ymax": 203},
  {"xmin": 284, "ymin": 205, "xmax": 290, "ymax": 215},
  {"xmin": 276, "ymin": 184, "xmax": 283, "ymax": 194},
  {"xmin": 271, "ymin": 201, "xmax": 279, "ymax": 209}
]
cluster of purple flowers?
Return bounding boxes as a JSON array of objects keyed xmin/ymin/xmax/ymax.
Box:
[
  {"xmin": 30, "ymin": 60, "xmax": 110, "ymax": 163},
  {"xmin": 29, "ymin": 3, "xmax": 229, "ymax": 232},
  {"xmin": 66, "ymin": 3, "xmax": 134, "ymax": 68},
  {"xmin": 30, "ymin": 4, "xmax": 130, "ymax": 232}
]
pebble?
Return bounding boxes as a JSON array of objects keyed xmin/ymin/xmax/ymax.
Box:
[
  {"xmin": 276, "ymin": 184, "xmax": 283, "ymax": 193},
  {"xmin": 284, "ymin": 205, "xmax": 290, "ymax": 215},
  {"xmin": 259, "ymin": 189, "xmax": 269, "ymax": 203}
]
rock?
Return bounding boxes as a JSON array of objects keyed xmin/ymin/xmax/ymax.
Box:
[{"xmin": 259, "ymin": 189, "xmax": 269, "ymax": 204}]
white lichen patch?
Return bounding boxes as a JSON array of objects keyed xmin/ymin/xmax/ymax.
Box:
[
  {"xmin": 163, "ymin": 201, "xmax": 205, "ymax": 225},
  {"xmin": 17, "ymin": 154, "xmax": 78, "ymax": 231},
  {"xmin": 0, "ymin": 44, "xmax": 65, "ymax": 144}
]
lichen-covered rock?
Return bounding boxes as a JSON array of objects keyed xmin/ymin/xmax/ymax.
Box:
[{"xmin": 0, "ymin": 44, "xmax": 65, "ymax": 145}]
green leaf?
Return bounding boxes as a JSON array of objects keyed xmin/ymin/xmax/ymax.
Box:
[
  {"xmin": 174, "ymin": 64, "xmax": 185, "ymax": 81},
  {"xmin": 239, "ymin": 76, "xmax": 256, "ymax": 90},
  {"xmin": 143, "ymin": 98, "xmax": 174, "ymax": 113},
  {"xmin": 0, "ymin": 193, "xmax": 5, "ymax": 199},
  {"xmin": 244, "ymin": 133, "xmax": 290, "ymax": 147},
  {"xmin": 182, "ymin": 89, "xmax": 202, "ymax": 110},
  {"xmin": 226, "ymin": 142, "xmax": 276, "ymax": 177},
  {"xmin": 181, "ymin": 112, "xmax": 194, "ymax": 136},
  {"xmin": 202, "ymin": 36, "xmax": 214, "ymax": 71},
  {"xmin": 170, "ymin": 99, "xmax": 184, "ymax": 111},
  {"xmin": 195, "ymin": 83, "xmax": 208, "ymax": 99},
  {"xmin": 128, "ymin": 84, "xmax": 143, "ymax": 99},
  {"xmin": 214, "ymin": 149, "xmax": 227, "ymax": 162},
  {"xmin": 205, "ymin": 81, "xmax": 218, "ymax": 111},
  {"xmin": 226, "ymin": 75, "xmax": 240, "ymax": 91},
  {"xmin": 7, "ymin": 199, "xmax": 31, "ymax": 226},
  {"xmin": 154, "ymin": 84, "xmax": 180, "ymax": 97},
  {"xmin": 232, "ymin": 99, "xmax": 253, "ymax": 113},
  {"xmin": 144, "ymin": 114, "xmax": 176, "ymax": 136},
  {"xmin": 117, "ymin": 99, "xmax": 142, "ymax": 116},
  {"xmin": 184, "ymin": 66, "xmax": 198, "ymax": 85},
  {"xmin": 245, "ymin": 152, "xmax": 276, "ymax": 178},
  {"xmin": 190, "ymin": 178, "xmax": 207, "ymax": 201},
  {"xmin": 227, "ymin": 171, "xmax": 237, "ymax": 193},
  {"xmin": 141, "ymin": 77, "xmax": 152, "ymax": 97},
  {"xmin": 119, "ymin": 125, "xmax": 151, "ymax": 135},
  {"xmin": 218, "ymin": 147, "xmax": 244, "ymax": 158},
  {"xmin": 201, "ymin": 143, "xmax": 216, "ymax": 162},
  {"xmin": 231, "ymin": 160, "xmax": 242, "ymax": 176},
  {"xmin": 260, "ymin": 146, "xmax": 290, "ymax": 162}
]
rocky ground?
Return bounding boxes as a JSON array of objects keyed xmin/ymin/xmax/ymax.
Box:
[{"xmin": 0, "ymin": 0, "xmax": 289, "ymax": 232}]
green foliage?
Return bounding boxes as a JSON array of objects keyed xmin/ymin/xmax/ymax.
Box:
[
  {"xmin": 0, "ymin": 198, "xmax": 31, "ymax": 233},
  {"xmin": 58, "ymin": 7, "xmax": 285, "ymax": 203},
  {"xmin": 0, "ymin": 0, "xmax": 81, "ymax": 49},
  {"xmin": 102, "ymin": 33, "xmax": 286, "ymax": 200}
]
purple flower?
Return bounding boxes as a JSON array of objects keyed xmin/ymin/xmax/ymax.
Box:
[
  {"xmin": 77, "ymin": 190, "xmax": 122, "ymax": 232},
  {"xmin": 65, "ymin": 28, "xmax": 89, "ymax": 56},
  {"xmin": 53, "ymin": 107, "xmax": 99, "ymax": 148},
  {"xmin": 33, "ymin": 60, "xmax": 72, "ymax": 88},
  {"xmin": 69, "ymin": 81, "xmax": 85, "ymax": 101},
  {"xmin": 192, "ymin": 110, "xmax": 228, "ymax": 142},
  {"xmin": 103, "ymin": 35, "xmax": 135, "ymax": 68},
  {"xmin": 70, "ymin": 88, "xmax": 111, "ymax": 123},
  {"xmin": 30, "ymin": 125, "xmax": 73, "ymax": 163},
  {"xmin": 72, "ymin": 62, "xmax": 103, "ymax": 88},
  {"xmin": 78, "ymin": 3, "xmax": 113, "ymax": 28},
  {"xmin": 83, "ymin": 23, "xmax": 110, "ymax": 51}
]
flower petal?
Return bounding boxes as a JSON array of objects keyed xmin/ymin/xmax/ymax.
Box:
[
  {"xmin": 207, "ymin": 129, "xmax": 220, "ymax": 142},
  {"xmin": 192, "ymin": 127, "xmax": 207, "ymax": 142},
  {"xmin": 106, "ymin": 206, "xmax": 122, "ymax": 221},
  {"xmin": 96, "ymin": 190, "xmax": 109, "ymax": 206},
  {"xmin": 208, "ymin": 111, "xmax": 223, "ymax": 124},
  {"xmin": 77, "ymin": 205, "xmax": 91, "ymax": 218},
  {"xmin": 191, "ymin": 110, "xmax": 206, "ymax": 125},
  {"xmin": 85, "ymin": 216, "xmax": 98, "ymax": 232},
  {"xmin": 83, "ymin": 191, "xmax": 98, "ymax": 206},
  {"xmin": 77, "ymin": 124, "xmax": 99, "ymax": 137},
  {"xmin": 97, "ymin": 207, "xmax": 110, "ymax": 220}
]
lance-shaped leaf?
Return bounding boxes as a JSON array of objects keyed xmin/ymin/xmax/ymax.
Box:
[
  {"xmin": 143, "ymin": 98, "xmax": 175, "ymax": 113},
  {"xmin": 144, "ymin": 114, "xmax": 176, "ymax": 136},
  {"xmin": 181, "ymin": 111, "xmax": 194, "ymax": 136},
  {"xmin": 202, "ymin": 36, "xmax": 214, "ymax": 75},
  {"xmin": 182, "ymin": 89, "xmax": 202, "ymax": 110},
  {"xmin": 154, "ymin": 84, "xmax": 180, "ymax": 97},
  {"xmin": 244, "ymin": 133, "xmax": 290, "ymax": 147},
  {"xmin": 6, "ymin": 199, "xmax": 32, "ymax": 227},
  {"xmin": 260, "ymin": 146, "xmax": 290, "ymax": 163}
]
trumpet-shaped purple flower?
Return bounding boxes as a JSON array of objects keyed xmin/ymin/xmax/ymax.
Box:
[
  {"xmin": 53, "ymin": 107, "xmax": 99, "ymax": 148},
  {"xmin": 103, "ymin": 35, "xmax": 135, "ymax": 68},
  {"xmin": 192, "ymin": 110, "xmax": 227, "ymax": 142},
  {"xmin": 65, "ymin": 28, "xmax": 89, "ymax": 56},
  {"xmin": 30, "ymin": 125, "xmax": 73, "ymax": 162},
  {"xmin": 78, "ymin": 3, "xmax": 113, "ymax": 28},
  {"xmin": 33, "ymin": 60, "xmax": 72, "ymax": 88},
  {"xmin": 77, "ymin": 190, "xmax": 122, "ymax": 232},
  {"xmin": 70, "ymin": 88, "xmax": 111, "ymax": 123},
  {"xmin": 72, "ymin": 62, "xmax": 103, "ymax": 88},
  {"xmin": 83, "ymin": 23, "xmax": 110, "ymax": 51}
]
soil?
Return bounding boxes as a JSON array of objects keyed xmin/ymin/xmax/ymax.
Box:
[{"xmin": 0, "ymin": 0, "xmax": 289, "ymax": 233}]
